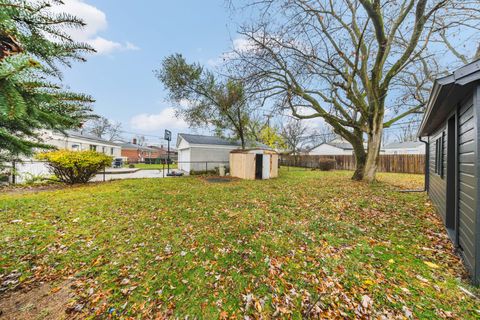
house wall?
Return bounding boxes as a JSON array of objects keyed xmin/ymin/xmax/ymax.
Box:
[
  {"xmin": 45, "ymin": 133, "xmax": 121, "ymax": 157},
  {"xmin": 188, "ymin": 146, "xmax": 234, "ymax": 172},
  {"xmin": 458, "ymin": 95, "xmax": 477, "ymax": 276},
  {"xmin": 178, "ymin": 148, "xmax": 191, "ymax": 173},
  {"xmin": 427, "ymin": 88, "xmax": 480, "ymax": 284},
  {"xmin": 309, "ymin": 144, "xmax": 353, "ymax": 155},
  {"xmin": 121, "ymin": 149, "xmax": 153, "ymax": 163},
  {"xmin": 383, "ymin": 145, "xmax": 426, "ymax": 155}
]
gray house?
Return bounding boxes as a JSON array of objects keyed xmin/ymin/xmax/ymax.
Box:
[{"xmin": 418, "ymin": 59, "xmax": 480, "ymax": 284}]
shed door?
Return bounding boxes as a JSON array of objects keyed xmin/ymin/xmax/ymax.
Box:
[
  {"xmin": 255, "ymin": 154, "xmax": 263, "ymax": 179},
  {"xmin": 262, "ymin": 155, "xmax": 271, "ymax": 179}
]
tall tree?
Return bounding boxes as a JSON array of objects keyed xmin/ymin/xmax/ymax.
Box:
[
  {"xmin": 231, "ymin": 0, "xmax": 480, "ymax": 182},
  {"xmin": 259, "ymin": 125, "xmax": 286, "ymax": 150},
  {"xmin": 280, "ymin": 119, "xmax": 308, "ymax": 155},
  {"xmin": 0, "ymin": 0, "xmax": 95, "ymax": 163},
  {"xmin": 85, "ymin": 116, "xmax": 123, "ymax": 141},
  {"xmin": 156, "ymin": 54, "xmax": 253, "ymax": 148}
]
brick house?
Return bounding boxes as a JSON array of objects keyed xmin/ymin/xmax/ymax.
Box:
[
  {"xmin": 120, "ymin": 139, "xmax": 156, "ymax": 163},
  {"xmin": 147, "ymin": 145, "xmax": 178, "ymax": 160}
]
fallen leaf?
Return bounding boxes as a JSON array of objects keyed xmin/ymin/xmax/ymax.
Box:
[{"xmin": 424, "ymin": 261, "xmax": 439, "ymax": 269}]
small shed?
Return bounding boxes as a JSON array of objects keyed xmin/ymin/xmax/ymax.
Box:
[{"xmin": 230, "ymin": 149, "xmax": 279, "ymax": 180}]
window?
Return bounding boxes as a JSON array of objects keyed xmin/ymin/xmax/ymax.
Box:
[
  {"xmin": 71, "ymin": 144, "xmax": 80, "ymax": 151},
  {"xmin": 110, "ymin": 147, "xmax": 114, "ymax": 155},
  {"xmin": 435, "ymin": 132, "xmax": 445, "ymax": 178},
  {"xmin": 102, "ymin": 146, "xmax": 107, "ymax": 154},
  {"xmin": 89, "ymin": 145, "xmax": 97, "ymax": 151}
]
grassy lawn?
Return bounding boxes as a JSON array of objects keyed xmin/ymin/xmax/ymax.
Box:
[
  {"xmin": 0, "ymin": 169, "xmax": 479, "ymax": 318},
  {"xmin": 128, "ymin": 163, "xmax": 178, "ymax": 170}
]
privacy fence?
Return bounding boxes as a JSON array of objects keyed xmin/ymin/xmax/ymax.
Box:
[{"xmin": 280, "ymin": 154, "xmax": 426, "ymax": 174}]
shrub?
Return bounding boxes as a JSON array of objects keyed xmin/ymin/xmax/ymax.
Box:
[
  {"xmin": 37, "ymin": 150, "xmax": 112, "ymax": 184},
  {"xmin": 318, "ymin": 159, "xmax": 336, "ymax": 171},
  {"xmin": 128, "ymin": 164, "xmax": 135, "ymax": 168}
]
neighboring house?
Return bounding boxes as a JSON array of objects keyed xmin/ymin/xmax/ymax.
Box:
[
  {"xmin": 176, "ymin": 133, "xmax": 241, "ymax": 173},
  {"xmin": 383, "ymin": 141, "xmax": 426, "ymax": 155},
  {"xmin": 41, "ymin": 130, "xmax": 121, "ymax": 157},
  {"xmin": 120, "ymin": 139, "xmax": 156, "ymax": 163},
  {"xmin": 418, "ymin": 59, "xmax": 480, "ymax": 284},
  {"xmin": 12, "ymin": 130, "xmax": 121, "ymax": 184},
  {"xmin": 308, "ymin": 141, "xmax": 355, "ymax": 155},
  {"xmin": 147, "ymin": 145, "xmax": 178, "ymax": 160}
]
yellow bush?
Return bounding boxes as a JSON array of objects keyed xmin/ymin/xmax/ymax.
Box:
[{"xmin": 37, "ymin": 150, "xmax": 112, "ymax": 184}]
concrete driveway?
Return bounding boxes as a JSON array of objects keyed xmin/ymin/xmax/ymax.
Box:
[{"xmin": 91, "ymin": 169, "xmax": 185, "ymax": 182}]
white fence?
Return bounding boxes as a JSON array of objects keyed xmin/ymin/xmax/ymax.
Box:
[{"xmin": 11, "ymin": 160, "xmax": 51, "ymax": 184}]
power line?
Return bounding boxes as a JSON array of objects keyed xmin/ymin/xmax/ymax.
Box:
[{"xmin": 117, "ymin": 129, "xmax": 167, "ymax": 140}]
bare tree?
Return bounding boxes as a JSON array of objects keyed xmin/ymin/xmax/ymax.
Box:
[
  {"xmin": 230, "ymin": 0, "xmax": 480, "ymax": 182},
  {"xmin": 308, "ymin": 124, "xmax": 336, "ymax": 147},
  {"xmin": 85, "ymin": 117, "xmax": 123, "ymax": 141},
  {"xmin": 394, "ymin": 122, "xmax": 418, "ymax": 143},
  {"xmin": 280, "ymin": 119, "xmax": 309, "ymax": 154}
]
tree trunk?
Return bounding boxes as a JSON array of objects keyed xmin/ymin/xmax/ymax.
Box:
[
  {"xmin": 240, "ymin": 135, "xmax": 245, "ymax": 149},
  {"xmin": 363, "ymin": 127, "xmax": 383, "ymax": 183},
  {"xmin": 351, "ymin": 138, "xmax": 366, "ymax": 181},
  {"xmin": 336, "ymin": 128, "xmax": 366, "ymax": 181}
]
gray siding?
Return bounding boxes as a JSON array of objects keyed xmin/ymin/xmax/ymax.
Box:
[
  {"xmin": 459, "ymin": 97, "xmax": 477, "ymax": 274},
  {"xmin": 429, "ymin": 127, "xmax": 447, "ymax": 222}
]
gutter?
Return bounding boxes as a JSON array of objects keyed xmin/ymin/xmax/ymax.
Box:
[{"xmin": 398, "ymin": 137, "xmax": 428, "ymax": 193}]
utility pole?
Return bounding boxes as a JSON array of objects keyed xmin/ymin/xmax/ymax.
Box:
[{"xmin": 263, "ymin": 113, "xmax": 273, "ymax": 143}]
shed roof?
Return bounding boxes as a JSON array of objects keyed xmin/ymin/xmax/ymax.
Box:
[
  {"xmin": 230, "ymin": 148, "xmax": 278, "ymax": 154},
  {"xmin": 418, "ymin": 59, "xmax": 480, "ymax": 136},
  {"xmin": 177, "ymin": 133, "xmax": 242, "ymax": 147}
]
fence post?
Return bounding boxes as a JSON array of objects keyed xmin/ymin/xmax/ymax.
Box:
[
  {"xmin": 205, "ymin": 162, "xmax": 208, "ymax": 174},
  {"xmin": 103, "ymin": 167, "xmax": 106, "ymax": 182},
  {"xmin": 163, "ymin": 162, "xmax": 165, "ymax": 178}
]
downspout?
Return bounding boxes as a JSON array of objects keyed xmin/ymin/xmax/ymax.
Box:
[
  {"xmin": 398, "ymin": 137, "xmax": 429, "ymax": 193},
  {"xmin": 419, "ymin": 136, "xmax": 429, "ymax": 192}
]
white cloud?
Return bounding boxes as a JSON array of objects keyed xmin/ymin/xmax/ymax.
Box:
[
  {"xmin": 52, "ymin": 0, "xmax": 139, "ymax": 55},
  {"xmin": 232, "ymin": 37, "xmax": 256, "ymax": 53},
  {"xmin": 130, "ymin": 108, "xmax": 188, "ymax": 132},
  {"xmin": 207, "ymin": 36, "xmax": 256, "ymax": 67}
]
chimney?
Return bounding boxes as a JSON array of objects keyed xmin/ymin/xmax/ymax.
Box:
[{"xmin": 132, "ymin": 138, "xmax": 137, "ymax": 145}]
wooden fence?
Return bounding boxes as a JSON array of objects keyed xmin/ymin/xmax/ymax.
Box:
[{"xmin": 280, "ymin": 154, "xmax": 425, "ymax": 174}]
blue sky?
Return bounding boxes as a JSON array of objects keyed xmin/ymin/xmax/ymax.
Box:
[{"xmin": 59, "ymin": 0, "xmax": 241, "ymax": 145}]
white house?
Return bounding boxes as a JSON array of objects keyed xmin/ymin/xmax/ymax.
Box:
[
  {"xmin": 41, "ymin": 130, "xmax": 122, "ymax": 157},
  {"xmin": 308, "ymin": 142, "xmax": 355, "ymax": 155},
  {"xmin": 12, "ymin": 130, "xmax": 121, "ymax": 184},
  {"xmin": 177, "ymin": 134, "xmax": 241, "ymax": 173},
  {"xmin": 383, "ymin": 141, "xmax": 425, "ymax": 155}
]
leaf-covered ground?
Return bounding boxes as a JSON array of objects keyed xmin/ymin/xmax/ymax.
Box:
[{"xmin": 0, "ymin": 169, "xmax": 479, "ymax": 319}]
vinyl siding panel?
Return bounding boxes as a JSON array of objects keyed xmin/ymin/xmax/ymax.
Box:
[{"xmin": 458, "ymin": 97, "xmax": 477, "ymax": 274}]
